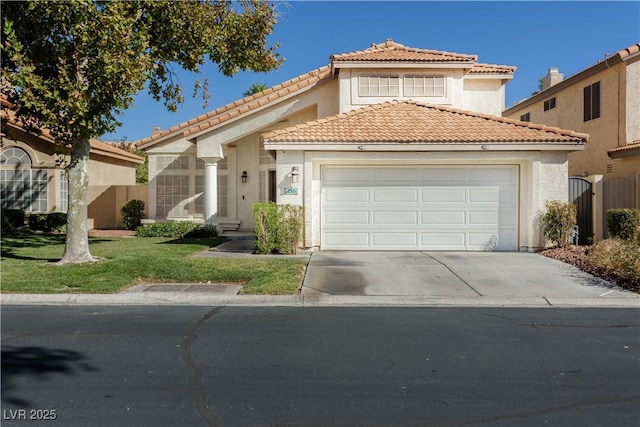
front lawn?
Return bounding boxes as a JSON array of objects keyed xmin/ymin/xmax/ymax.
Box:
[{"xmin": 0, "ymin": 232, "xmax": 306, "ymax": 294}]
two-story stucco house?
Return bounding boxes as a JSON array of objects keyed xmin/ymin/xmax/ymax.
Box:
[
  {"xmin": 504, "ymin": 43, "xmax": 640, "ymax": 241},
  {"xmin": 137, "ymin": 40, "xmax": 587, "ymax": 251}
]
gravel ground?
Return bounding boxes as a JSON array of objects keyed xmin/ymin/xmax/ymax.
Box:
[{"xmin": 540, "ymin": 245, "xmax": 639, "ymax": 294}]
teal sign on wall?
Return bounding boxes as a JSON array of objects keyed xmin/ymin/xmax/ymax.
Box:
[{"xmin": 284, "ymin": 187, "xmax": 298, "ymax": 195}]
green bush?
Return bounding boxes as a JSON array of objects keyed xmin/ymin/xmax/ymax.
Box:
[
  {"xmin": 27, "ymin": 212, "xmax": 67, "ymax": 232},
  {"xmin": 606, "ymin": 209, "xmax": 640, "ymax": 241},
  {"xmin": 253, "ymin": 202, "xmax": 304, "ymax": 255},
  {"xmin": 588, "ymin": 239, "xmax": 640, "ymax": 288},
  {"xmin": 46, "ymin": 212, "xmax": 67, "ymax": 232},
  {"xmin": 136, "ymin": 221, "xmax": 200, "ymax": 238},
  {"xmin": 1, "ymin": 209, "xmax": 25, "ymax": 231},
  {"xmin": 28, "ymin": 213, "xmax": 48, "ymax": 231},
  {"xmin": 254, "ymin": 202, "xmax": 279, "ymax": 254},
  {"xmin": 121, "ymin": 199, "xmax": 146, "ymax": 230},
  {"xmin": 542, "ymin": 201, "xmax": 577, "ymax": 247}
]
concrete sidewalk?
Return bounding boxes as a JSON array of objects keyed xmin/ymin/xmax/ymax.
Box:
[{"xmin": 2, "ymin": 239, "xmax": 639, "ymax": 307}]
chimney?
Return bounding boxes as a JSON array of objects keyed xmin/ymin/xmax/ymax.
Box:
[
  {"xmin": 152, "ymin": 126, "xmax": 161, "ymax": 137},
  {"xmin": 542, "ymin": 68, "xmax": 564, "ymax": 90}
]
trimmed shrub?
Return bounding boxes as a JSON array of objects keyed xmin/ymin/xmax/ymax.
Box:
[
  {"xmin": 28, "ymin": 213, "xmax": 48, "ymax": 231},
  {"xmin": 253, "ymin": 202, "xmax": 304, "ymax": 255},
  {"xmin": 541, "ymin": 201, "xmax": 577, "ymax": 247},
  {"xmin": 1, "ymin": 209, "xmax": 25, "ymax": 231},
  {"xmin": 27, "ymin": 213, "xmax": 67, "ymax": 232},
  {"xmin": 46, "ymin": 213, "xmax": 67, "ymax": 232},
  {"xmin": 606, "ymin": 209, "xmax": 640, "ymax": 241},
  {"xmin": 254, "ymin": 202, "xmax": 279, "ymax": 254},
  {"xmin": 135, "ymin": 221, "xmax": 200, "ymax": 238},
  {"xmin": 277, "ymin": 205, "xmax": 304, "ymax": 255},
  {"xmin": 121, "ymin": 199, "xmax": 146, "ymax": 230}
]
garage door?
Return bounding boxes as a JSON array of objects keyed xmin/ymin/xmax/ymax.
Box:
[{"xmin": 321, "ymin": 166, "xmax": 517, "ymax": 251}]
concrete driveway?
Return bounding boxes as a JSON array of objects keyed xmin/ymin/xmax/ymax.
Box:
[{"xmin": 301, "ymin": 251, "xmax": 639, "ymax": 305}]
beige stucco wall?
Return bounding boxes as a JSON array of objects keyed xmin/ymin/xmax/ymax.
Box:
[
  {"xmin": 88, "ymin": 184, "xmax": 148, "ymax": 229},
  {"xmin": 337, "ymin": 68, "xmax": 508, "ymax": 115},
  {"xmin": 504, "ymin": 58, "xmax": 639, "ymax": 181},
  {"xmin": 462, "ymin": 78, "xmax": 506, "ymax": 116},
  {"xmin": 277, "ymin": 150, "xmax": 570, "ymax": 251},
  {"xmin": 2, "ymin": 132, "xmax": 140, "ymax": 220}
]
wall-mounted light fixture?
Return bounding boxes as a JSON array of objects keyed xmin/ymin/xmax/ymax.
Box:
[
  {"xmin": 290, "ymin": 166, "xmax": 300, "ymax": 183},
  {"xmin": 241, "ymin": 171, "xmax": 248, "ymax": 183}
]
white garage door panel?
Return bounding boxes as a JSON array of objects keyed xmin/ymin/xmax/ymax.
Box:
[
  {"xmin": 321, "ymin": 166, "xmax": 518, "ymax": 251},
  {"xmin": 324, "ymin": 210, "xmax": 370, "ymax": 225},
  {"xmin": 373, "ymin": 188, "xmax": 419, "ymax": 203},
  {"xmin": 373, "ymin": 232, "xmax": 418, "ymax": 247},
  {"xmin": 373, "ymin": 211, "xmax": 418, "ymax": 225},
  {"xmin": 421, "ymin": 211, "xmax": 466, "ymax": 225},
  {"xmin": 324, "ymin": 188, "xmax": 369, "ymax": 203},
  {"xmin": 422, "ymin": 188, "xmax": 466, "ymax": 203}
]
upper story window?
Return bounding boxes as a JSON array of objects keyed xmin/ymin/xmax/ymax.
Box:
[
  {"xmin": 520, "ymin": 112, "xmax": 530, "ymax": 122},
  {"xmin": 404, "ymin": 75, "xmax": 445, "ymax": 97},
  {"xmin": 543, "ymin": 97, "xmax": 556, "ymax": 112},
  {"xmin": 583, "ymin": 81, "xmax": 600, "ymax": 122},
  {"xmin": 358, "ymin": 76, "xmax": 399, "ymax": 97}
]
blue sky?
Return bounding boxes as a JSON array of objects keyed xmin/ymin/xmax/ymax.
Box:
[{"xmin": 102, "ymin": 1, "xmax": 640, "ymax": 142}]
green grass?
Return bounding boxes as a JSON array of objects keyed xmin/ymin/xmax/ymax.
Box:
[{"xmin": 1, "ymin": 232, "xmax": 306, "ymax": 294}]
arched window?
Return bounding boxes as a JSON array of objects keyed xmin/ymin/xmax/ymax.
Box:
[
  {"xmin": 1, "ymin": 147, "xmax": 32, "ymax": 166},
  {"xmin": 1, "ymin": 146, "xmax": 48, "ymax": 212}
]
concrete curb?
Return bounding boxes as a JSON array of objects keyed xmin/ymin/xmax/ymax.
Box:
[{"xmin": 2, "ymin": 293, "xmax": 639, "ymax": 308}]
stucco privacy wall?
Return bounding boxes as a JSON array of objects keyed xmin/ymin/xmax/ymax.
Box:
[
  {"xmin": 88, "ymin": 184, "xmax": 148, "ymax": 229},
  {"xmin": 276, "ymin": 150, "xmax": 569, "ymax": 252}
]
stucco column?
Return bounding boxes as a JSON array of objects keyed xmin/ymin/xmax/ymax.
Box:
[{"xmin": 203, "ymin": 157, "xmax": 221, "ymax": 225}]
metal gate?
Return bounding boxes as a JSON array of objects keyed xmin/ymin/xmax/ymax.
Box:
[{"xmin": 568, "ymin": 177, "xmax": 593, "ymax": 245}]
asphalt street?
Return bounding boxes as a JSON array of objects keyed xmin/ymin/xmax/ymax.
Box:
[{"xmin": 2, "ymin": 306, "xmax": 639, "ymax": 427}]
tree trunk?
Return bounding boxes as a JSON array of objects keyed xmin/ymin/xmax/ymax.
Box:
[{"xmin": 58, "ymin": 138, "xmax": 98, "ymax": 264}]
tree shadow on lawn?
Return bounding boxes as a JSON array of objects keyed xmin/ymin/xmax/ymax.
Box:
[
  {"xmin": 1, "ymin": 345, "xmax": 97, "ymax": 407},
  {"xmin": 1, "ymin": 232, "xmax": 113, "ymax": 261}
]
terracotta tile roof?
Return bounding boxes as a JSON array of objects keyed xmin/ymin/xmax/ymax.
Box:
[
  {"xmin": 1, "ymin": 100, "xmax": 143, "ymax": 163},
  {"xmin": 616, "ymin": 43, "xmax": 640, "ymax": 60},
  {"xmin": 261, "ymin": 100, "xmax": 588, "ymax": 144},
  {"xmin": 135, "ymin": 65, "xmax": 333, "ymax": 147},
  {"xmin": 469, "ymin": 63, "xmax": 517, "ymax": 75},
  {"xmin": 331, "ymin": 39, "xmax": 478, "ymax": 64},
  {"xmin": 608, "ymin": 140, "xmax": 640, "ymax": 155}
]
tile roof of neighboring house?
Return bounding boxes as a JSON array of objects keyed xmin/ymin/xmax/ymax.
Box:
[
  {"xmin": 331, "ymin": 39, "xmax": 478, "ymax": 64},
  {"xmin": 504, "ymin": 42, "xmax": 640, "ymax": 113},
  {"xmin": 136, "ymin": 65, "xmax": 333, "ymax": 147},
  {"xmin": 608, "ymin": 140, "xmax": 640, "ymax": 156},
  {"xmin": 261, "ymin": 100, "xmax": 588, "ymax": 144},
  {"xmin": 1, "ymin": 99, "xmax": 143, "ymax": 163}
]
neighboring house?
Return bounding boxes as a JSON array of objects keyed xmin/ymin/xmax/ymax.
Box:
[
  {"xmin": 1, "ymin": 99, "xmax": 145, "ymax": 229},
  {"xmin": 503, "ymin": 43, "xmax": 640, "ymax": 241},
  {"xmin": 137, "ymin": 40, "xmax": 587, "ymax": 251}
]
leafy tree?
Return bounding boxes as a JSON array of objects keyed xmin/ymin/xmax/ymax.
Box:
[
  {"xmin": 243, "ymin": 82, "xmax": 269, "ymax": 97},
  {"xmin": 2, "ymin": 0, "xmax": 282, "ymax": 264}
]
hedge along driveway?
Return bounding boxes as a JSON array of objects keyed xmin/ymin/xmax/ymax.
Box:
[{"xmin": 0, "ymin": 233, "xmax": 306, "ymax": 294}]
